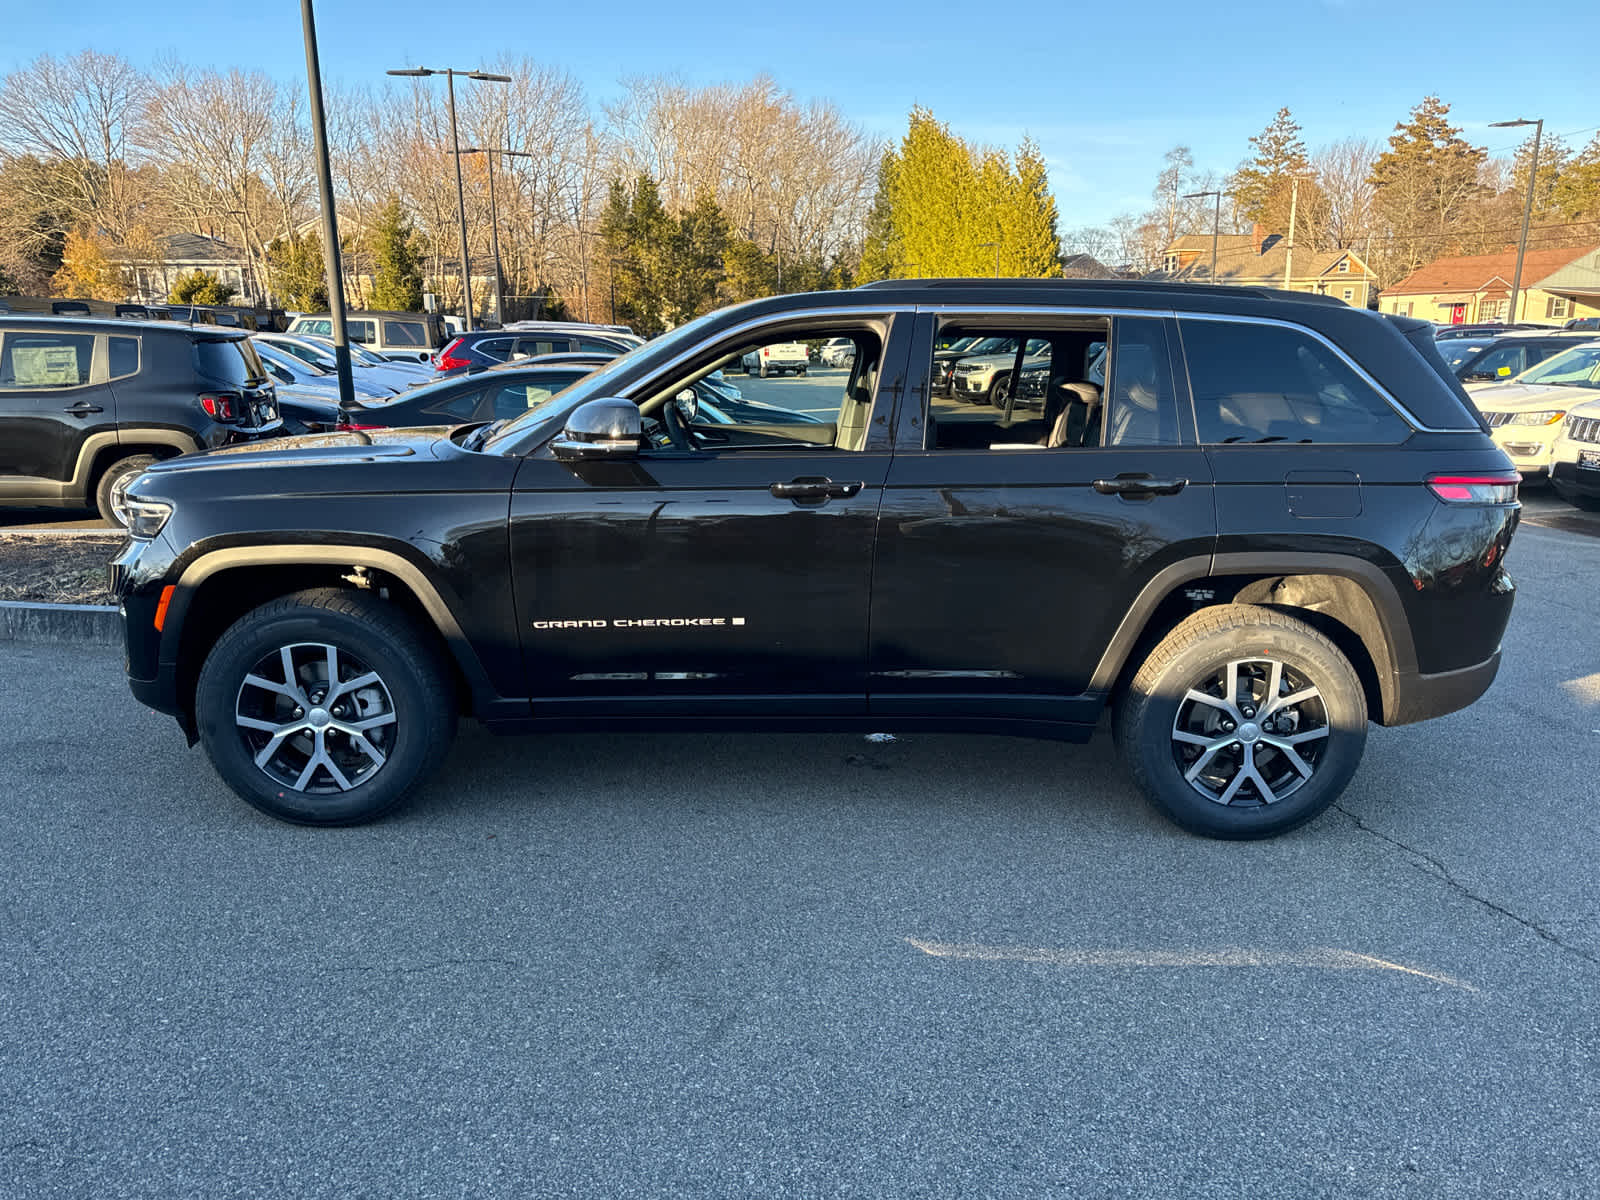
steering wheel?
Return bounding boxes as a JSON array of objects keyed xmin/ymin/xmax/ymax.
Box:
[{"xmin": 657, "ymin": 396, "xmax": 695, "ymax": 451}]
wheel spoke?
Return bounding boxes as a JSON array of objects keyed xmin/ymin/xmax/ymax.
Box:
[
  {"xmin": 1183, "ymin": 688, "xmax": 1238, "ymax": 717},
  {"xmin": 324, "ymin": 645, "xmax": 340, "ymax": 695},
  {"xmin": 236, "ymin": 714, "xmax": 291, "ymax": 734},
  {"xmin": 349, "ymin": 711, "xmax": 396, "ymax": 732},
  {"xmin": 1265, "ymin": 659, "xmax": 1283, "ymax": 706},
  {"xmin": 322, "ymin": 754, "xmax": 355, "ymax": 792},
  {"xmin": 1184, "ymin": 742, "xmax": 1230, "ymax": 782},
  {"xmin": 242, "ymin": 673, "xmax": 300, "ymax": 701},
  {"xmin": 1266, "ymin": 685, "xmax": 1320, "ymax": 716},
  {"xmin": 1171, "ymin": 728, "xmax": 1219, "ymax": 747},
  {"xmin": 293, "ymin": 742, "xmax": 323, "ymax": 791},
  {"xmin": 253, "ymin": 730, "xmax": 295, "ymax": 769},
  {"xmin": 1278, "ymin": 726, "xmax": 1328, "ymax": 745},
  {"xmin": 1243, "ymin": 754, "xmax": 1281, "ymax": 804},
  {"xmin": 1217, "ymin": 748, "xmax": 1251, "ymax": 804},
  {"xmin": 1261, "ymin": 737, "xmax": 1316, "ymax": 779},
  {"xmin": 347, "ymin": 733, "xmax": 387, "ymax": 768},
  {"xmin": 328, "ymin": 671, "xmax": 381, "ymax": 703},
  {"xmin": 1226, "ymin": 660, "xmax": 1241, "ymax": 707}
]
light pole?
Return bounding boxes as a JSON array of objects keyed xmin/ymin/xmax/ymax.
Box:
[
  {"xmin": 1491, "ymin": 117, "xmax": 1544, "ymax": 324},
  {"xmin": 386, "ymin": 66, "xmax": 510, "ymax": 328},
  {"xmin": 1183, "ymin": 190, "xmax": 1224, "ymax": 283},
  {"xmin": 978, "ymin": 240, "xmax": 1001, "ymax": 278},
  {"xmin": 299, "ymin": 0, "xmax": 354, "ymax": 407},
  {"xmin": 460, "ymin": 146, "xmax": 533, "ymax": 324}
]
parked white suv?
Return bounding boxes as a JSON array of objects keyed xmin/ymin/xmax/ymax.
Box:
[
  {"xmin": 1550, "ymin": 395, "xmax": 1600, "ymax": 507},
  {"xmin": 819, "ymin": 337, "xmax": 855, "ymax": 368},
  {"xmin": 1469, "ymin": 341, "xmax": 1600, "ymax": 481}
]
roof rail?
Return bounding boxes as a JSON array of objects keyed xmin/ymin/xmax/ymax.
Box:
[{"xmin": 852, "ymin": 277, "xmax": 1346, "ymax": 305}]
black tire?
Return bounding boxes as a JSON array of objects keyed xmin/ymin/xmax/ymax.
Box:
[
  {"xmin": 194, "ymin": 587, "xmax": 457, "ymax": 825},
  {"xmin": 1552, "ymin": 482, "xmax": 1600, "ymax": 511},
  {"xmin": 759, "ymin": 363, "xmax": 769, "ymax": 378},
  {"xmin": 1114, "ymin": 604, "xmax": 1367, "ymax": 839},
  {"xmin": 989, "ymin": 376, "xmax": 1011, "ymax": 409},
  {"xmin": 797, "ymin": 366, "xmax": 807, "ymax": 376},
  {"xmin": 95, "ymin": 454, "xmax": 160, "ymax": 527}
]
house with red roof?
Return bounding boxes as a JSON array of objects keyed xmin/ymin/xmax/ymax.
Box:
[{"xmin": 1378, "ymin": 245, "xmax": 1600, "ymax": 326}]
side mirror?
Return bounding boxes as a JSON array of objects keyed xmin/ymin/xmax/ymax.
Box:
[
  {"xmin": 674, "ymin": 387, "xmax": 699, "ymax": 423},
  {"xmin": 551, "ymin": 397, "xmax": 642, "ymax": 461}
]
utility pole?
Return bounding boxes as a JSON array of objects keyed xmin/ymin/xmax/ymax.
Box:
[
  {"xmin": 1183, "ymin": 191, "xmax": 1224, "ymax": 283},
  {"xmin": 1283, "ymin": 176, "xmax": 1300, "ymax": 292},
  {"xmin": 1491, "ymin": 117, "xmax": 1544, "ymax": 324},
  {"xmin": 386, "ymin": 66, "xmax": 511, "ymax": 329},
  {"xmin": 459, "ymin": 146, "xmax": 532, "ymax": 325},
  {"xmin": 299, "ymin": 0, "xmax": 354, "ymax": 408}
]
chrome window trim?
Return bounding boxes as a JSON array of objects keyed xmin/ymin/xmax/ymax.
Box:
[{"xmin": 913, "ymin": 302, "xmax": 1474, "ymax": 434}]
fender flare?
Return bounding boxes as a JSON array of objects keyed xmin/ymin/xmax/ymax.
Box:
[
  {"xmin": 1088, "ymin": 551, "xmax": 1418, "ymax": 718},
  {"xmin": 164, "ymin": 543, "xmax": 504, "ymax": 706}
]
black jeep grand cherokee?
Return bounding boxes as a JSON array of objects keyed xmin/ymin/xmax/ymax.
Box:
[{"xmin": 111, "ymin": 280, "xmax": 1519, "ymax": 838}]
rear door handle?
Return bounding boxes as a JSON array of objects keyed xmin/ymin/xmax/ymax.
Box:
[
  {"xmin": 770, "ymin": 477, "xmax": 865, "ymax": 503},
  {"xmin": 64, "ymin": 401, "xmax": 104, "ymax": 416},
  {"xmin": 1092, "ymin": 474, "xmax": 1188, "ymax": 497}
]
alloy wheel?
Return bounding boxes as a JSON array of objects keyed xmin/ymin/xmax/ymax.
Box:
[
  {"xmin": 1170, "ymin": 657, "xmax": 1330, "ymax": 806},
  {"xmin": 234, "ymin": 641, "xmax": 397, "ymax": 793}
]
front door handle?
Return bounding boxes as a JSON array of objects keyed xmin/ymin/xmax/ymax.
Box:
[
  {"xmin": 1092, "ymin": 474, "xmax": 1188, "ymax": 497},
  {"xmin": 770, "ymin": 476, "xmax": 865, "ymax": 503},
  {"xmin": 64, "ymin": 401, "xmax": 104, "ymax": 416}
]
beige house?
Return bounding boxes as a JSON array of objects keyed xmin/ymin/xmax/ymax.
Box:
[
  {"xmin": 1158, "ymin": 231, "xmax": 1378, "ymax": 306},
  {"xmin": 1378, "ymin": 245, "xmax": 1600, "ymax": 325},
  {"xmin": 108, "ymin": 232, "xmax": 259, "ymax": 305}
]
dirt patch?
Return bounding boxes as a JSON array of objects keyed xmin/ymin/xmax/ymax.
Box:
[{"xmin": 0, "ymin": 533, "xmax": 123, "ymax": 606}]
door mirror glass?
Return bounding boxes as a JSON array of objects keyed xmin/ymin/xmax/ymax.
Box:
[
  {"xmin": 552, "ymin": 397, "xmax": 642, "ymax": 461},
  {"xmin": 674, "ymin": 387, "xmax": 699, "ymax": 423}
]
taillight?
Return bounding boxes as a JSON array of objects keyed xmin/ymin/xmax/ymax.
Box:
[
  {"xmin": 1426, "ymin": 471, "xmax": 1520, "ymax": 504},
  {"xmin": 198, "ymin": 392, "xmax": 238, "ymax": 422},
  {"xmin": 341, "ymin": 423, "xmax": 385, "ymax": 431},
  {"xmin": 435, "ymin": 338, "xmax": 471, "ymax": 370}
]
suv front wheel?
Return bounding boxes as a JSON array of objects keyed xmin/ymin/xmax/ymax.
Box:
[
  {"xmin": 194, "ymin": 588, "xmax": 457, "ymax": 825},
  {"xmin": 95, "ymin": 454, "xmax": 160, "ymax": 527},
  {"xmin": 1114, "ymin": 604, "xmax": 1367, "ymax": 839}
]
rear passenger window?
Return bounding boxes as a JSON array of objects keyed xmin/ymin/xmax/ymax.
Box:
[
  {"xmin": 514, "ymin": 338, "xmax": 561, "ymax": 358},
  {"xmin": 384, "ymin": 320, "xmax": 426, "ymax": 347},
  {"xmin": 348, "ymin": 320, "xmax": 375, "ymax": 344},
  {"xmin": 422, "ymin": 388, "xmax": 484, "ymax": 421},
  {"xmin": 1181, "ymin": 320, "xmax": 1410, "ymax": 444},
  {"xmin": 109, "ymin": 336, "xmax": 139, "ymax": 380},
  {"xmin": 490, "ymin": 383, "xmax": 558, "ymax": 419},
  {"xmin": 576, "ymin": 338, "xmax": 621, "ymax": 354},
  {"xmin": 477, "ymin": 338, "xmax": 515, "ymax": 361},
  {"xmin": 926, "ymin": 325, "xmax": 1108, "ymax": 451},
  {"xmin": 0, "ymin": 332, "xmax": 96, "ymax": 388}
]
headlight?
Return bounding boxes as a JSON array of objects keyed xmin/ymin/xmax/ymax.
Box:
[
  {"xmin": 1508, "ymin": 410, "xmax": 1565, "ymax": 426},
  {"xmin": 124, "ymin": 498, "xmax": 173, "ymax": 540}
]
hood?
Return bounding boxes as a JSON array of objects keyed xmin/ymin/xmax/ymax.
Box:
[
  {"xmin": 958, "ymin": 352, "xmax": 1049, "ymax": 371},
  {"xmin": 140, "ymin": 425, "xmax": 456, "ymax": 476},
  {"xmin": 1469, "ymin": 382, "xmax": 1600, "ymax": 412}
]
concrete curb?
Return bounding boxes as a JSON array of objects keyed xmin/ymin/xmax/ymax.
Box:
[{"xmin": 0, "ymin": 600, "xmax": 121, "ymax": 646}]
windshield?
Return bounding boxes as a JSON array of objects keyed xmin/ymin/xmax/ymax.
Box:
[
  {"xmin": 1516, "ymin": 344, "xmax": 1600, "ymax": 388},
  {"xmin": 482, "ymin": 308, "xmax": 727, "ymax": 451},
  {"xmin": 1437, "ymin": 340, "xmax": 1492, "ymax": 370}
]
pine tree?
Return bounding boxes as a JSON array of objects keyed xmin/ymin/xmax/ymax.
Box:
[
  {"xmin": 368, "ymin": 196, "xmax": 423, "ymax": 311},
  {"xmin": 856, "ymin": 151, "xmax": 899, "ymax": 282},
  {"xmin": 1513, "ymin": 132, "xmax": 1571, "ymax": 220},
  {"xmin": 1229, "ymin": 108, "xmax": 1311, "ymax": 234},
  {"xmin": 265, "ymin": 231, "xmax": 327, "ymax": 311},
  {"xmin": 1552, "ymin": 134, "xmax": 1600, "ymax": 221},
  {"xmin": 1368, "ymin": 96, "xmax": 1487, "ymax": 276},
  {"xmin": 665, "ymin": 190, "xmax": 727, "ymax": 325}
]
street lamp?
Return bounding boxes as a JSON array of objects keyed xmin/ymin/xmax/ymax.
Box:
[
  {"xmin": 299, "ymin": 0, "xmax": 354, "ymax": 407},
  {"xmin": 1183, "ymin": 190, "xmax": 1224, "ymax": 283},
  {"xmin": 1490, "ymin": 117, "xmax": 1544, "ymax": 324},
  {"xmin": 386, "ymin": 66, "xmax": 511, "ymax": 328},
  {"xmin": 457, "ymin": 146, "xmax": 533, "ymax": 325},
  {"xmin": 978, "ymin": 240, "xmax": 1001, "ymax": 278}
]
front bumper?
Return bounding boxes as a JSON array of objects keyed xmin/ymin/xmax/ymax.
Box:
[
  {"xmin": 1489, "ymin": 425, "xmax": 1560, "ymax": 476},
  {"xmin": 1551, "ymin": 458, "xmax": 1600, "ymax": 498}
]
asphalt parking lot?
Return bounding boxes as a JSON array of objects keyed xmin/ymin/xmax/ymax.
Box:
[{"xmin": 1, "ymin": 518, "xmax": 1597, "ymax": 1197}]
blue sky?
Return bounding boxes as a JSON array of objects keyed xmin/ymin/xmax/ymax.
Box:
[{"xmin": 5, "ymin": 0, "xmax": 1598, "ymax": 230}]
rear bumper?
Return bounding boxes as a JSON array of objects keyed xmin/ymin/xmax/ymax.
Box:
[{"xmin": 1383, "ymin": 650, "xmax": 1502, "ymax": 726}]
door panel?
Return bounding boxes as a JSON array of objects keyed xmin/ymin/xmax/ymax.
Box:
[
  {"xmin": 510, "ymin": 449, "xmax": 888, "ymax": 713},
  {"xmin": 0, "ymin": 329, "xmax": 117, "ymax": 486},
  {"xmin": 868, "ymin": 447, "xmax": 1216, "ymax": 716}
]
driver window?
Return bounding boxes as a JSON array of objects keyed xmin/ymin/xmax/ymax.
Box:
[{"xmin": 639, "ymin": 328, "xmax": 884, "ymax": 454}]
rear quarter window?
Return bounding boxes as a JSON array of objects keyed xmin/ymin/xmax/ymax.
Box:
[
  {"xmin": 383, "ymin": 320, "xmax": 426, "ymax": 347},
  {"xmin": 1181, "ymin": 319, "xmax": 1411, "ymax": 444},
  {"xmin": 194, "ymin": 338, "xmax": 266, "ymax": 387}
]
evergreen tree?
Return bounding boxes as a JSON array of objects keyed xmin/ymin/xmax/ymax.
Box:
[
  {"xmin": 1552, "ymin": 133, "xmax": 1600, "ymax": 221},
  {"xmin": 265, "ymin": 231, "xmax": 327, "ymax": 311},
  {"xmin": 368, "ymin": 196, "xmax": 423, "ymax": 311},
  {"xmin": 167, "ymin": 268, "xmax": 235, "ymax": 305},
  {"xmin": 1006, "ymin": 139, "xmax": 1063, "ymax": 276},
  {"xmin": 665, "ymin": 190, "xmax": 727, "ymax": 325},
  {"xmin": 1368, "ymin": 96, "xmax": 1487, "ymax": 276},
  {"xmin": 857, "ymin": 151, "xmax": 899, "ymax": 282},
  {"xmin": 1229, "ymin": 107, "xmax": 1312, "ymax": 234},
  {"xmin": 1513, "ymin": 132, "xmax": 1571, "ymax": 220},
  {"xmin": 600, "ymin": 173, "xmax": 674, "ymax": 335}
]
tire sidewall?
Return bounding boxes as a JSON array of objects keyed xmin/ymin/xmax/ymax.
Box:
[
  {"xmin": 195, "ymin": 606, "xmax": 445, "ymax": 825},
  {"xmin": 95, "ymin": 455, "xmax": 159, "ymax": 526},
  {"xmin": 1127, "ymin": 623, "xmax": 1367, "ymax": 839}
]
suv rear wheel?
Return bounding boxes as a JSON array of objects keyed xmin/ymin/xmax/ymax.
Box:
[
  {"xmin": 1114, "ymin": 604, "xmax": 1367, "ymax": 839},
  {"xmin": 194, "ymin": 588, "xmax": 457, "ymax": 825},
  {"xmin": 95, "ymin": 454, "xmax": 160, "ymax": 527}
]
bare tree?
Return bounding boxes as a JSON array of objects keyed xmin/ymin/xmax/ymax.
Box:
[{"xmin": 0, "ymin": 50, "xmax": 151, "ymax": 238}]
